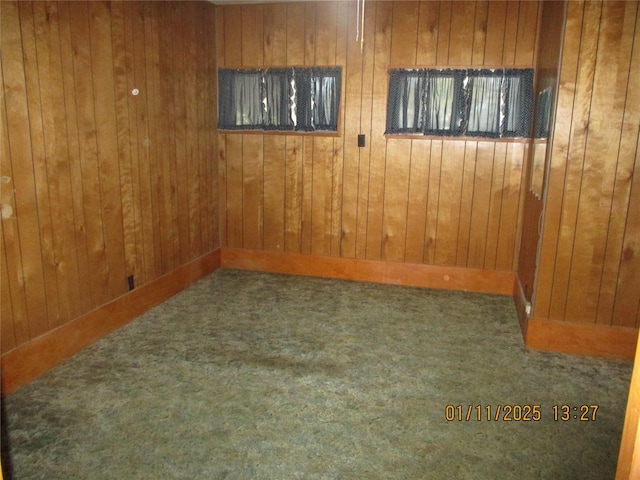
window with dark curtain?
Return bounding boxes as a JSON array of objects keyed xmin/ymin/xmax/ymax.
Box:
[
  {"xmin": 386, "ymin": 68, "xmax": 533, "ymax": 139},
  {"xmin": 218, "ymin": 67, "xmax": 341, "ymax": 133}
]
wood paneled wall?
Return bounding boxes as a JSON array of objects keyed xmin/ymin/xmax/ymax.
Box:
[
  {"xmin": 1, "ymin": 1, "xmax": 219, "ymax": 354},
  {"xmin": 216, "ymin": 1, "xmax": 540, "ymax": 270},
  {"xmin": 534, "ymin": 0, "xmax": 640, "ymax": 328},
  {"xmin": 517, "ymin": 0, "xmax": 565, "ymax": 302}
]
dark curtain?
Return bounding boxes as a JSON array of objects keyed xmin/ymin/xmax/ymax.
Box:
[
  {"xmin": 218, "ymin": 67, "xmax": 341, "ymax": 132},
  {"xmin": 386, "ymin": 68, "xmax": 533, "ymax": 138},
  {"xmin": 218, "ymin": 69, "xmax": 263, "ymax": 130},
  {"xmin": 309, "ymin": 67, "xmax": 341, "ymax": 131},
  {"xmin": 262, "ymin": 69, "xmax": 292, "ymax": 130}
]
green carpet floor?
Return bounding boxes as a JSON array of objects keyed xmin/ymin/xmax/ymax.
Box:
[{"xmin": 1, "ymin": 269, "xmax": 633, "ymax": 479}]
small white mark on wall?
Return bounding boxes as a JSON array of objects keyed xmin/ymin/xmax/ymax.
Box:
[{"xmin": 1, "ymin": 204, "xmax": 13, "ymax": 219}]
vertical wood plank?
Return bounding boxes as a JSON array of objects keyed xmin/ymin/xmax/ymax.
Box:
[
  {"xmin": 484, "ymin": 142, "xmax": 508, "ymax": 270},
  {"xmin": 331, "ymin": 1, "xmax": 348, "ymax": 257},
  {"xmin": 119, "ymin": 2, "xmax": 145, "ymax": 284},
  {"xmin": 365, "ymin": 1, "xmax": 392, "ymax": 261},
  {"xmin": 566, "ymin": 0, "xmax": 632, "ymax": 324},
  {"xmin": 169, "ymin": 3, "xmax": 191, "ymax": 265},
  {"xmin": 300, "ymin": 5, "xmax": 317, "ymax": 255},
  {"xmin": 285, "ymin": 136, "xmax": 303, "ymax": 253},
  {"xmin": 310, "ymin": 138, "xmax": 334, "ymax": 256},
  {"xmin": 456, "ymin": 141, "xmax": 477, "ymax": 267},
  {"xmin": 183, "ymin": 1, "xmax": 203, "ymax": 259},
  {"xmin": 390, "ymin": 2, "xmax": 420, "ymax": 66},
  {"xmin": 424, "ymin": 140, "xmax": 443, "ymax": 264},
  {"xmin": 448, "ymin": 1, "xmax": 477, "ymax": 66},
  {"xmin": 435, "ymin": 142, "xmax": 465, "ymax": 266},
  {"xmin": 340, "ymin": 1, "xmax": 362, "ymax": 258},
  {"xmin": 19, "ymin": 1, "xmax": 61, "ymax": 329},
  {"xmin": 90, "ymin": 1, "xmax": 128, "ymax": 293},
  {"xmin": 1, "ymin": 1, "xmax": 49, "ymax": 339},
  {"xmin": 381, "ymin": 139, "xmax": 412, "ymax": 262},
  {"xmin": 472, "ymin": 1, "xmax": 489, "ymax": 66},
  {"xmin": 286, "ymin": 3, "xmax": 306, "ymax": 66},
  {"xmin": 1, "ymin": 67, "xmax": 27, "ymax": 348},
  {"xmin": 605, "ymin": 1, "xmax": 640, "ymax": 327},
  {"xmin": 548, "ymin": 1, "xmax": 601, "ymax": 321},
  {"xmin": 264, "ymin": 3, "xmax": 287, "ymax": 65},
  {"xmin": 217, "ymin": 8, "xmax": 228, "ymax": 249},
  {"xmin": 67, "ymin": 2, "xmax": 112, "ymax": 306},
  {"xmin": 242, "ymin": 135, "xmax": 264, "ymax": 250},
  {"xmin": 110, "ymin": 1, "xmax": 140, "ymax": 280},
  {"xmin": 534, "ymin": 0, "xmax": 586, "ymax": 319},
  {"xmin": 143, "ymin": 2, "xmax": 165, "ymax": 277},
  {"xmin": 129, "ymin": 1, "xmax": 156, "ymax": 284},
  {"xmin": 206, "ymin": 2, "xmax": 220, "ymax": 252},
  {"xmin": 484, "ymin": 1, "xmax": 508, "ymax": 66},
  {"xmin": 33, "ymin": 1, "xmax": 81, "ymax": 326},
  {"xmin": 612, "ymin": 138, "xmax": 640, "ymax": 328},
  {"xmin": 416, "ymin": 1, "xmax": 440, "ymax": 66},
  {"xmin": 224, "ymin": 6, "xmax": 243, "ymax": 69},
  {"xmin": 1, "ymin": 223, "xmax": 17, "ymax": 352},
  {"xmin": 263, "ymin": 136, "xmax": 286, "ymax": 252},
  {"xmin": 242, "ymin": 4, "xmax": 264, "ymax": 67},
  {"xmin": 404, "ymin": 140, "xmax": 431, "ymax": 264},
  {"xmin": 262, "ymin": 4, "xmax": 286, "ymax": 253},
  {"xmin": 355, "ymin": 2, "xmax": 376, "ymax": 259},
  {"xmin": 157, "ymin": 4, "xmax": 180, "ymax": 273},
  {"xmin": 226, "ymin": 135, "xmax": 244, "ymax": 249},
  {"xmin": 58, "ymin": 2, "xmax": 94, "ymax": 317},
  {"xmin": 468, "ymin": 142, "xmax": 495, "ymax": 269},
  {"xmin": 284, "ymin": 4, "xmax": 306, "ymax": 253},
  {"xmin": 495, "ymin": 142, "xmax": 523, "ymax": 271},
  {"xmin": 502, "ymin": 1, "xmax": 520, "ymax": 65},
  {"xmin": 514, "ymin": 0, "xmax": 540, "ymax": 66},
  {"xmin": 436, "ymin": 1, "xmax": 452, "ymax": 65}
]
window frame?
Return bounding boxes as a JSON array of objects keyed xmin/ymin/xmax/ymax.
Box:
[
  {"xmin": 385, "ymin": 67, "xmax": 534, "ymax": 140},
  {"xmin": 218, "ymin": 66, "xmax": 342, "ymax": 134}
]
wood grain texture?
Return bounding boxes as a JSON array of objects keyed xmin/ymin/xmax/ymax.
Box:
[
  {"xmin": 616, "ymin": 333, "xmax": 640, "ymax": 480},
  {"xmin": 525, "ymin": 317, "xmax": 637, "ymax": 361},
  {"xmin": 1, "ymin": 1, "xmax": 219, "ymax": 355},
  {"xmin": 221, "ymin": 247, "xmax": 515, "ymax": 296},
  {"xmin": 1, "ymin": 250, "xmax": 221, "ymax": 396},
  {"xmin": 534, "ymin": 0, "xmax": 640, "ymax": 329},
  {"xmin": 216, "ymin": 0, "xmax": 535, "ymax": 274},
  {"xmin": 4, "ymin": 0, "xmax": 639, "ymax": 377}
]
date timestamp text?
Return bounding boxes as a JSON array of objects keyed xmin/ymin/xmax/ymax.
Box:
[{"xmin": 444, "ymin": 404, "xmax": 599, "ymax": 422}]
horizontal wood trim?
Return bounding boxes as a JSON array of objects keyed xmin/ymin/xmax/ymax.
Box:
[
  {"xmin": 383, "ymin": 134, "xmax": 531, "ymax": 144},
  {"xmin": 220, "ymin": 247, "xmax": 515, "ymax": 295},
  {"xmin": 525, "ymin": 317, "xmax": 638, "ymax": 361},
  {"xmin": 1, "ymin": 249, "xmax": 221, "ymax": 396},
  {"xmin": 217, "ymin": 129, "xmax": 341, "ymax": 137}
]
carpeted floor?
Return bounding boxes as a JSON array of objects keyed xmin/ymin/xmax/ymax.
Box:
[{"xmin": 1, "ymin": 269, "xmax": 633, "ymax": 479}]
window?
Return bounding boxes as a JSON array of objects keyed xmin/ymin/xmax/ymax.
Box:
[
  {"xmin": 385, "ymin": 68, "xmax": 534, "ymax": 139},
  {"xmin": 218, "ymin": 67, "xmax": 341, "ymax": 133}
]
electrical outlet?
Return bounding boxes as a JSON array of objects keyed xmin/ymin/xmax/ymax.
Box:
[
  {"xmin": 127, "ymin": 275, "xmax": 135, "ymax": 291},
  {"xmin": 357, "ymin": 134, "xmax": 365, "ymax": 147}
]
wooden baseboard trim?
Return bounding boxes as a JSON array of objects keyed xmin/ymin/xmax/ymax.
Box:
[
  {"xmin": 1, "ymin": 249, "xmax": 221, "ymax": 396},
  {"xmin": 525, "ymin": 317, "xmax": 638, "ymax": 361},
  {"xmin": 220, "ymin": 248, "xmax": 515, "ymax": 295}
]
